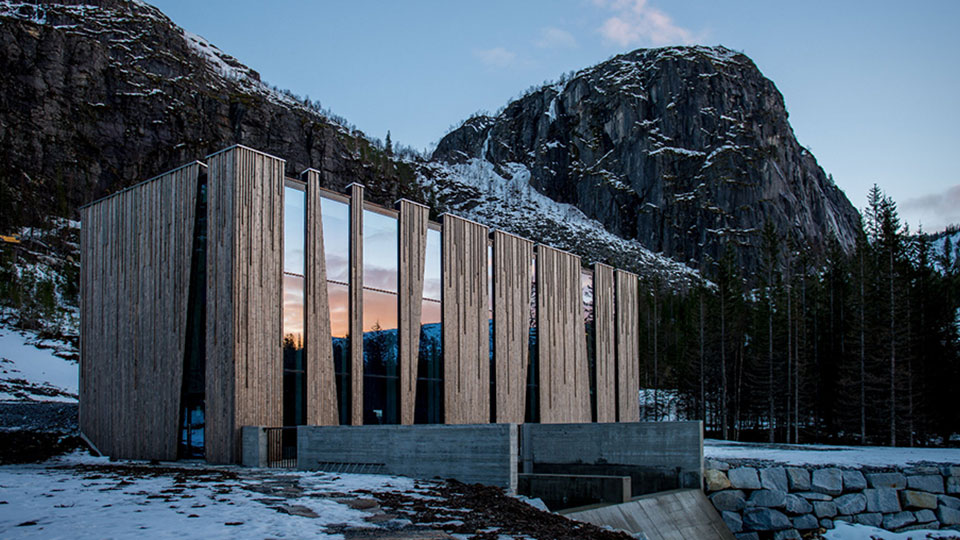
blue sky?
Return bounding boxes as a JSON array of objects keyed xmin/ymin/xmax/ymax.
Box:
[{"xmin": 151, "ymin": 0, "xmax": 960, "ymax": 232}]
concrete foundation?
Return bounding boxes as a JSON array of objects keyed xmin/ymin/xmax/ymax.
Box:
[
  {"xmin": 518, "ymin": 473, "xmax": 631, "ymax": 510},
  {"xmin": 241, "ymin": 426, "xmax": 268, "ymax": 468},
  {"xmin": 522, "ymin": 421, "xmax": 703, "ymax": 496},
  {"xmin": 296, "ymin": 424, "xmax": 518, "ymax": 491}
]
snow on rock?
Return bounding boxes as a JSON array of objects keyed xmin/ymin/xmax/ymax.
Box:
[
  {"xmin": 706, "ymin": 439, "xmax": 960, "ymax": 468},
  {"xmin": 824, "ymin": 520, "xmax": 959, "ymax": 539},
  {"xmin": 0, "ymin": 325, "xmax": 77, "ymax": 402}
]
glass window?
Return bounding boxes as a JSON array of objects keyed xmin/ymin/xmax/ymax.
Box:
[
  {"xmin": 321, "ymin": 195, "xmax": 350, "ymax": 425},
  {"xmin": 416, "ymin": 228, "xmax": 443, "ymax": 423},
  {"xmin": 362, "ymin": 209, "xmax": 399, "ymax": 425},
  {"xmin": 526, "ymin": 255, "xmax": 539, "ymax": 423},
  {"xmin": 582, "ymin": 269, "xmax": 596, "ymax": 422},
  {"xmin": 283, "ymin": 186, "xmax": 306, "ymax": 427}
]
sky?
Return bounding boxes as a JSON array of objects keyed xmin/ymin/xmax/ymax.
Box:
[{"xmin": 149, "ymin": 0, "xmax": 960, "ymax": 232}]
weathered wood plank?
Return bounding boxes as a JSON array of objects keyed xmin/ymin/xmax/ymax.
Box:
[
  {"xmin": 492, "ymin": 230, "xmax": 533, "ymax": 424},
  {"xmin": 398, "ymin": 200, "xmax": 428, "ymax": 425},
  {"xmin": 442, "ymin": 214, "xmax": 489, "ymax": 424},
  {"xmin": 615, "ymin": 269, "xmax": 640, "ymax": 422},
  {"xmin": 303, "ymin": 169, "xmax": 338, "ymax": 425},
  {"xmin": 347, "ymin": 183, "xmax": 364, "ymax": 425}
]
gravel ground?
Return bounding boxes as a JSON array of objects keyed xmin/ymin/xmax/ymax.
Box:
[{"xmin": 0, "ymin": 401, "xmax": 77, "ymax": 432}]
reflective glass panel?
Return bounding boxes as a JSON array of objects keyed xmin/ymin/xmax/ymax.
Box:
[
  {"xmin": 416, "ymin": 228, "xmax": 443, "ymax": 423},
  {"xmin": 328, "ymin": 282, "xmax": 350, "ymax": 425},
  {"xmin": 582, "ymin": 269, "xmax": 596, "ymax": 422},
  {"xmin": 284, "ymin": 186, "xmax": 305, "ymax": 275},
  {"xmin": 363, "ymin": 289, "xmax": 399, "ymax": 425},
  {"xmin": 363, "ymin": 209, "xmax": 398, "ymax": 293},
  {"xmin": 321, "ymin": 196, "xmax": 349, "ymax": 284},
  {"xmin": 526, "ymin": 255, "xmax": 539, "ymax": 423}
]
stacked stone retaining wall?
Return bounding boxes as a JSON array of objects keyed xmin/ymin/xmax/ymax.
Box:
[{"xmin": 705, "ymin": 459, "xmax": 960, "ymax": 540}]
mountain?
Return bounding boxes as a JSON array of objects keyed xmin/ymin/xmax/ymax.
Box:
[
  {"xmin": 433, "ymin": 46, "xmax": 861, "ymax": 272},
  {"xmin": 1, "ymin": 0, "xmax": 861, "ymax": 312}
]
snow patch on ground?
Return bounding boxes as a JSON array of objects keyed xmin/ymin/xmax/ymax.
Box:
[
  {"xmin": 0, "ymin": 325, "xmax": 77, "ymax": 402},
  {"xmin": 705, "ymin": 439, "xmax": 960, "ymax": 468},
  {"xmin": 824, "ymin": 521, "xmax": 959, "ymax": 539}
]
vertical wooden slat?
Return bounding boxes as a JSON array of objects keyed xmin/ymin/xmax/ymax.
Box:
[
  {"xmin": 492, "ymin": 231, "xmax": 533, "ymax": 424},
  {"xmin": 536, "ymin": 245, "xmax": 591, "ymax": 423},
  {"xmin": 442, "ymin": 214, "xmax": 489, "ymax": 424},
  {"xmin": 303, "ymin": 169, "xmax": 338, "ymax": 426},
  {"xmin": 615, "ymin": 269, "xmax": 640, "ymax": 422},
  {"xmin": 347, "ymin": 183, "xmax": 364, "ymax": 425},
  {"xmin": 78, "ymin": 162, "xmax": 202, "ymax": 460},
  {"xmin": 205, "ymin": 146, "xmax": 284, "ymax": 463},
  {"xmin": 594, "ymin": 263, "xmax": 616, "ymax": 423},
  {"xmin": 398, "ymin": 199, "xmax": 428, "ymax": 425}
]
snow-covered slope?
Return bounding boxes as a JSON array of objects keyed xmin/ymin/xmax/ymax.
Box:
[{"xmin": 0, "ymin": 324, "xmax": 77, "ymax": 402}]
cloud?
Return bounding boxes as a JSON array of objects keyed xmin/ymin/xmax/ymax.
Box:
[
  {"xmin": 474, "ymin": 47, "xmax": 517, "ymax": 68},
  {"xmin": 535, "ymin": 27, "xmax": 578, "ymax": 49},
  {"xmin": 594, "ymin": 0, "xmax": 694, "ymax": 47},
  {"xmin": 900, "ymin": 184, "xmax": 960, "ymax": 232}
]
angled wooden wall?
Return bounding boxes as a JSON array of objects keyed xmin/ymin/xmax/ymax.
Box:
[
  {"xmin": 79, "ymin": 161, "xmax": 202, "ymax": 460},
  {"xmin": 398, "ymin": 200, "xmax": 429, "ymax": 425},
  {"xmin": 593, "ymin": 263, "xmax": 617, "ymax": 423},
  {"xmin": 492, "ymin": 230, "xmax": 533, "ymax": 424},
  {"xmin": 536, "ymin": 246, "xmax": 592, "ymax": 423},
  {"xmin": 303, "ymin": 169, "xmax": 338, "ymax": 426},
  {"xmin": 615, "ymin": 270, "xmax": 640, "ymax": 422},
  {"xmin": 205, "ymin": 146, "xmax": 284, "ymax": 463},
  {"xmin": 347, "ymin": 183, "xmax": 364, "ymax": 425},
  {"xmin": 442, "ymin": 214, "xmax": 490, "ymax": 424}
]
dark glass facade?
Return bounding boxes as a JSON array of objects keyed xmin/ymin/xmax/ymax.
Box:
[
  {"xmin": 415, "ymin": 228, "xmax": 443, "ymax": 423},
  {"xmin": 362, "ymin": 209, "xmax": 399, "ymax": 424},
  {"xmin": 179, "ymin": 176, "xmax": 207, "ymax": 458},
  {"xmin": 321, "ymin": 195, "xmax": 351, "ymax": 425},
  {"xmin": 282, "ymin": 186, "xmax": 306, "ymax": 427}
]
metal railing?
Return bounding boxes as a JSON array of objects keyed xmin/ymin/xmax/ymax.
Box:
[{"xmin": 265, "ymin": 427, "xmax": 297, "ymax": 468}]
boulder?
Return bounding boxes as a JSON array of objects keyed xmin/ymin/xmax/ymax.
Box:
[
  {"xmin": 742, "ymin": 508, "xmax": 792, "ymax": 531},
  {"xmin": 705, "ymin": 459, "xmax": 731, "ymax": 471},
  {"xmin": 813, "ymin": 501, "xmax": 837, "ymax": 518},
  {"xmin": 784, "ymin": 494, "xmax": 813, "ymax": 515},
  {"xmin": 948, "ymin": 476, "xmax": 960, "ymax": 495},
  {"xmin": 795, "ymin": 491, "xmax": 832, "ymax": 501},
  {"xmin": 882, "ymin": 511, "xmax": 917, "ymax": 530},
  {"xmin": 905, "ymin": 466, "xmax": 940, "ymax": 475},
  {"xmin": 854, "ymin": 513, "xmax": 883, "ymax": 527},
  {"xmin": 735, "ymin": 533, "xmax": 760, "ymax": 540},
  {"xmin": 834, "ymin": 493, "xmax": 866, "ymax": 515},
  {"xmin": 705, "ymin": 469, "xmax": 732, "ymax": 492},
  {"xmin": 866, "ymin": 472, "xmax": 907, "ymax": 490},
  {"xmin": 865, "ymin": 488, "xmax": 901, "ymax": 513},
  {"xmin": 812, "ymin": 468, "xmax": 843, "ymax": 495},
  {"xmin": 820, "ymin": 518, "xmax": 834, "ymax": 529},
  {"xmin": 939, "ymin": 505, "xmax": 960, "ymax": 526},
  {"xmin": 721, "ymin": 510, "xmax": 742, "ymax": 533},
  {"xmin": 915, "ymin": 509, "xmax": 937, "ymax": 523},
  {"xmin": 786, "ymin": 467, "xmax": 810, "ymax": 491},
  {"xmin": 939, "ymin": 494, "xmax": 960, "ymax": 509},
  {"xmin": 710, "ymin": 490, "xmax": 747, "ymax": 512},
  {"xmin": 841, "ymin": 470, "xmax": 867, "ymax": 491},
  {"xmin": 901, "ymin": 490, "xmax": 938, "ymax": 509},
  {"xmin": 772, "ymin": 529, "xmax": 801, "ymax": 540},
  {"xmin": 760, "ymin": 468, "xmax": 789, "ymax": 492},
  {"xmin": 907, "ymin": 475, "xmax": 944, "ymax": 494},
  {"xmin": 942, "ymin": 466, "xmax": 960, "ymax": 478},
  {"xmin": 834, "ymin": 515, "xmax": 853, "ymax": 523},
  {"xmin": 748, "ymin": 489, "xmax": 787, "ymax": 509},
  {"xmin": 729, "ymin": 467, "xmax": 762, "ymax": 490},
  {"xmin": 792, "ymin": 514, "xmax": 819, "ymax": 531}
]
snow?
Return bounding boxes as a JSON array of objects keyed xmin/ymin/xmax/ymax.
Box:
[
  {"xmin": 0, "ymin": 325, "xmax": 77, "ymax": 402},
  {"xmin": 824, "ymin": 521, "xmax": 959, "ymax": 539},
  {"xmin": 706, "ymin": 439, "xmax": 960, "ymax": 468}
]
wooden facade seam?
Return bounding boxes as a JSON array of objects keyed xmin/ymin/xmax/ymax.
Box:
[
  {"xmin": 398, "ymin": 200, "xmax": 428, "ymax": 425},
  {"xmin": 348, "ymin": 183, "xmax": 364, "ymax": 425}
]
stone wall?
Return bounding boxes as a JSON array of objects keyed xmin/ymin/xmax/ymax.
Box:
[{"xmin": 705, "ymin": 459, "xmax": 960, "ymax": 540}]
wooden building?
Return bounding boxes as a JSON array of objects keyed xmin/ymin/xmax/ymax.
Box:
[{"xmin": 79, "ymin": 145, "xmax": 644, "ymax": 464}]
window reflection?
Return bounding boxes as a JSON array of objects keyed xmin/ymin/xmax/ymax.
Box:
[
  {"xmin": 283, "ymin": 186, "xmax": 306, "ymax": 427},
  {"xmin": 582, "ymin": 269, "xmax": 596, "ymax": 422},
  {"xmin": 362, "ymin": 208, "xmax": 399, "ymax": 425},
  {"xmin": 321, "ymin": 195, "xmax": 351, "ymax": 425},
  {"xmin": 416, "ymin": 228, "xmax": 443, "ymax": 424},
  {"xmin": 526, "ymin": 255, "xmax": 538, "ymax": 423}
]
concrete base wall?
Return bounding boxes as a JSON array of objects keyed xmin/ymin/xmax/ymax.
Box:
[
  {"xmin": 522, "ymin": 421, "xmax": 703, "ymax": 495},
  {"xmin": 518, "ymin": 473, "xmax": 631, "ymax": 510},
  {"xmin": 241, "ymin": 426, "xmax": 268, "ymax": 468},
  {"xmin": 297, "ymin": 424, "xmax": 518, "ymax": 491}
]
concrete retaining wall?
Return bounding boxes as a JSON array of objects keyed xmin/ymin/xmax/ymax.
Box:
[
  {"xmin": 522, "ymin": 421, "xmax": 703, "ymax": 495},
  {"xmin": 296, "ymin": 424, "xmax": 518, "ymax": 491},
  {"xmin": 705, "ymin": 460, "xmax": 960, "ymax": 539}
]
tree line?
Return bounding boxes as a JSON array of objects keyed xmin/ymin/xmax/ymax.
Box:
[{"xmin": 637, "ymin": 185, "xmax": 960, "ymax": 446}]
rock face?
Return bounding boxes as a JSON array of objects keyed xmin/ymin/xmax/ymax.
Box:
[
  {"xmin": 433, "ymin": 46, "xmax": 861, "ymax": 273},
  {"xmin": 0, "ymin": 0, "xmax": 421, "ymax": 231}
]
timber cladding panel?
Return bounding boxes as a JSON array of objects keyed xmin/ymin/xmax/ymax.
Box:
[
  {"xmin": 492, "ymin": 230, "xmax": 533, "ymax": 424},
  {"xmin": 536, "ymin": 246, "xmax": 592, "ymax": 424},
  {"xmin": 442, "ymin": 214, "xmax": 490, "ymax": 424},
  {"xmin": 593, "ymin": 263, "xmax": 616, "ymax": 423},
  {"xmin": 615, "ymin": 270, "xmax": 640, "ymax": 422},
  {"xmin": 303, "ymin": 169, "xmax": 338, "ymax": 426},
  {"xmin": 347, "ymin": 183, "xmax": 364, "ymax": 425},
  {"xmin": 79, "ymin": 162, "xmax": 202, "ymax": 460},
  {"xmin": 398, "ymin": 200, "xmax": 429, "ymax": 425},
  {"xmin": 205, "ymin": 146, "xmax": 284, "ymax": 464}
]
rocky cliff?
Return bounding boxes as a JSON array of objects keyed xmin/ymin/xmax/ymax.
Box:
[{"xmin": 433, "ymin": 46, "xmax": 861, "ymax": 272}]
